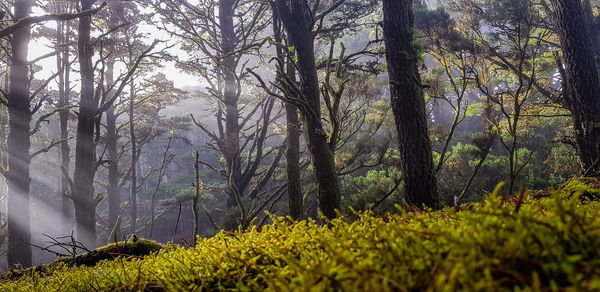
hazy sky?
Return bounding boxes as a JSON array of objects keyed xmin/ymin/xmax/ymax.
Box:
[{"xmin": 28, "ymin": 5, "xmax": 199, "ymax": 89}]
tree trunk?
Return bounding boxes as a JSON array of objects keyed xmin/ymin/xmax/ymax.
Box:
[
  {"xmin": 106, "ymin": 106, "xmax": 119, "ymax": 230},
  {"xmin": 272, "ymin": 4, "xmax": 303, "ymax": 220},
  {"xmin": 582, "ymin": 0, "xmax": 600, "ymax": 66},
  {"xmin": 551, "ymin": 0, "xmax": 600, "ymax": 176},
  {"xmin": 105, "ymin": 2, "xmax": 120, "ymax": 234},
  {"xmin": 6, "ymin": 0, "xmax": 33, "ymax": 267},
  {"xmin": 382, "ymin": 0, "xmax": 439, "ymax": 209},
  {"xmin": 219, "ymin": 0, "xmax": 242, "ymax": 204},
  {"xmin": 57, "ymin": 13, "xmax": 73, "ymax": 237},
  {"xmin": 73, "ymin": 0, "xmax": 98, "ymax": 249},
  {"xmin": 129, "ymin": 74, "xmax": 137, "ymax": 235},
  {"xmin": 275, "ymin": 0, "xmax": 341, "ymax": 219},
  {"xmin": 192, "ymin": 151, "xmax": 200, "ymax": 239}
]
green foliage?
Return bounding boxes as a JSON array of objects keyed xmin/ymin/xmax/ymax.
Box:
[
  {"xmin": 340, "ymin": 168, "xmax": 403, "ymax": 215},
  {"xmin": 4, "ymin": 180, "xmax": 600, "ymax": 291}
]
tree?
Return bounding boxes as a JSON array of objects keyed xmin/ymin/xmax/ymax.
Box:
[
  {"xmin": 154, "ymin": 0, "xmax": 283, "ymax": 226},
  {"xmin": 273, "ymin": 0, "xmax": 341, "ymax": 219},
  {"xmin": 550, "ymin": 0, "xmax": 600, "ymax": 176},
  {"xmin": 72, "ymin": 0, "xmax": 98, "ymax": 249},
  {"xmin": 5, "ymin": 0, "xmax": 33, "ymax": 267},
  {"xmin": 50, "ymin": 0, "xmax": 76, "ymax": 237},
  {"xmin": 271, "ymin": 4, "xmax": 303, "ymax": 220},
  {"xmin": 382, "ymin": 0, "xmax": 439, "ymax": 209}
]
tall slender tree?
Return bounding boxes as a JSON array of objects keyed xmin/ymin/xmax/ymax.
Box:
[
  {"xmin": 53, "ymin": 0, "xmax": 75, "ymax": 237},
  {"xmin": 382, "ymin": 0, "xmax": 438, "ymax": 209},
  {"xmin": 6, "ymin": 0, "xmax": 33, "ymax": 267},
  {"xmin": 271, "ymin": 4, "xmax": 303, "ymax": 220},
  {"xmin": 274, "ymin": 0, "xmax": 341, "ymax": 219},
  {"xmin": 73, "ymin": 0, "xmax": 98, "ymax": 248}
]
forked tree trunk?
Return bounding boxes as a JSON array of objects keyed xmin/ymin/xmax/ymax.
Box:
[
  {"xmin": 382, "ymin": 0, "xmax": 439, "ymax": 209},
  {"xmin": 275, "ymin": 0, "xmax": 341, "ymax": 219},
  {"xmin": 6, "ymin": 0, "xmax": 33, "ymax": 267},
  {"xmin": 551, "ymin": 0, "xmax": 600, "ymax": 176},
  {"xmin": 73, "ymin": 0, "xmax": 98, "ymax": 249}
]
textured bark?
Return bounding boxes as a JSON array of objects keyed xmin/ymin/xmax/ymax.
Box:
[
  {"xmin": 275, "ymin": 0, "xmax": 341, "ymax": 219},
  {"xmin": 6, "ymin": 0, "xmax": 33, "ymax": 267},
  {"xmin": 551, "ymin": 0, "xmax": 600, "ymax": 175},
  {"xmin": 220, "ymin": 0, "xmax": 242, "ymax": 204},
  {"xmin": 582, "ymin": 0, "xmax": 600, "ymax": 65},
  {"xmin": 272, "ymin": 5, "xmax": 303, "ymax": 220},
  {"xmin": 285, "ymin": 100, "xmax": 303, "ymax": 220},
  {"xmin": 73, "ymin": 0, "xmax": 98, "ymax": 249},
  {"xmin": 382, "ymin": 0, "xmax": 439, "ymax": 209}
]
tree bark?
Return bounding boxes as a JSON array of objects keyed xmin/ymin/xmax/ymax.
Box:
[
  {"xmin": 219, "ymin": 0, "xmax": 242, "ymax": 205},
  {"xmin": 127, "ymin": 36, "xmax": 143, "ymax": 236},
  {"xmin": 382, "ymin": 0, "xmax": 439, "ymax": 209},
  {"xmin": 271, "ymin": 4, "xmax": 303, "ymax": 220},
  {"xmin": 105, "ymin": 1, "xmax": 121, "ymax": 234},
  {"xmin": 57, "ymin": 11, "xmax": 73, "ymax": 237},
  {"xmin": 73, "ymin": 0, "xmax": 98, "ymax": 249},
  {"xmin": 551, "ymin": 0, "xmax": 600, "ymax": 176},
  {"xmin": 129, "ymin": 73, "xmax": 137, "ymax": 235},
  {"xmin": 275, "ymin": 0, "xmax": 341, "ymax": 219},
  {"xmin": 6, "ymin": 0, "xmax": 33, "ymax": 267}
]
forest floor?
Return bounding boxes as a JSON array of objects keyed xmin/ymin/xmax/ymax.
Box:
[{"xmin": 1, "ymin": 178, "xmax": 600, "ymax": 291}]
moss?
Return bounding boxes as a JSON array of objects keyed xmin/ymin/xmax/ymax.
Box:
[
  {"xmin": 557, "ymin": 177, "xmax": 600, "ymax": 200},
  {"xmin": 0, "ymin": 235, "xmax": 162, "ymax": 281},
  {"xmin": 3, "ymin": 181, "xmax": 600, "ymax": 290}
]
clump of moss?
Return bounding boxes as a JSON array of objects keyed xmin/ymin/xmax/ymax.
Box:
[
  {"xmin": 0, "ymin": 235, "xmax": 162, "ymax": 281},
  {"xmin": 3, "ymin": 180, "xmax": 600, "ymax": 291},
  {"xmin": 557, "ymin": 177, "xmax": 600, "ymax": 200}
]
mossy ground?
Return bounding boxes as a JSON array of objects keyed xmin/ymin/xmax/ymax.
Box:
[
  {"xmin": 2, "ymin": 178, "xmax": 600, "ymax": 291},
  {"xmin": 0, "ymin": 235, "xmax": 163, "ymax": 281}
]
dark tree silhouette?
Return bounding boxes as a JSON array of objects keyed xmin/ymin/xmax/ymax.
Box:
[
  {"xmin": 551, "ymin": 0, "xmax": 600, "ymax": 176},
  {"xmin": 274, "ymin": 0, "xmax": 341, "ymax": 219},
  {"xmin": 6, "ymin": 0, "xmax": 33, "ymax": 267},
  {"xmin": 382, "ymin": 0, "xmax": 439, "ymax": 209}
]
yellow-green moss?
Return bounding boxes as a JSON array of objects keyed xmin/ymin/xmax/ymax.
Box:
[
  {"xmin": 2, "ymin": 179, "xmax": 600, "ymax": 291},
  {"xmin": 0, "ymin": 235, "xmax": 162, "ymax": 281}
]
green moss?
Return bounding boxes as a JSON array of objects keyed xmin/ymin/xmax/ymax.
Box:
[
  {"xmin": 557, "ymin": 177, "xmax": 600, "ymax": 200},
  {"xmin": 0, "ymin": 235, "xmax": 162, "ymax": 281},
  {"xmin": 3, "ymin": 180, "xmax": 600, "ymax": 291}
]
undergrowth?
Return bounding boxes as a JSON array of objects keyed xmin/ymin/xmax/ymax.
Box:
[{"xmin": 2, "ymin": 178, "xmax": 600, "ymax": 291}]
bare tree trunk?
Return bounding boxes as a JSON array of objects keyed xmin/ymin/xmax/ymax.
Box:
[
  {"xmin": 275, "ymin": 0, "xmax": 341, "ymax": 219},
  {"xmin": 382, "ymin": 0, "xmax": 438, "ymax": 209},
  {"xmin": 106, "ymin": 106, "xmax": 119, "ymax": 229},
  {"xmin": 6, "ymin": 0, "xmax": 33, "ymax": 267},
  {"xmin": 105, "ymin": 2, "xmax": 120, "ymax": 233},
  {"xmin": 192, "ymin": 150, "xmax": 201, "ymax": 239},
  {"xmin": 551, "ymin": 0, "xmax": 600, "ymax": 176},
  {"xmin": 56, "ymin": 4, "xmax": 73, "ymax": 237},
  {"xmin": 219, "ymin": 0, "xmax": 242, "ymax": 205},
  {"xmin": 129, "ymin": 77, "xmax": 137, "ymax": 235},
  {"xmin": 73, "ymin": 0, "xmax": 98, "ymax": 249},
  {"xmin": 272, "ymin": 4, "xmax": 303, "ymax": 220}
]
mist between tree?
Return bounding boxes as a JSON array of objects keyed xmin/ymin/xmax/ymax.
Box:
[{"xmin": 0, "ymin": 0, "xmax": 597, "ymax": 275}]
